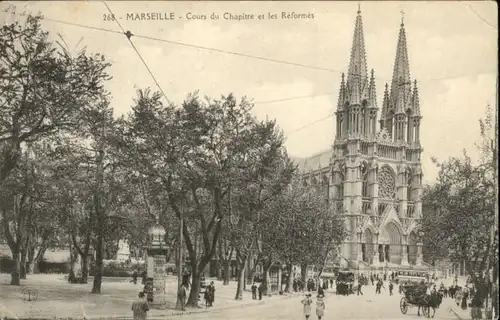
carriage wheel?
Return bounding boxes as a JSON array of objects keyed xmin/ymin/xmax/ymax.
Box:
[{"xmin": 400, "ymin": 297, "xmax": 408, "ymax": 314}]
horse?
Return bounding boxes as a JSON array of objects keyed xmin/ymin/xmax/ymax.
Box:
[{"xmin": 416, "ymin": 291, "xmax": 442, "ymax": 317}]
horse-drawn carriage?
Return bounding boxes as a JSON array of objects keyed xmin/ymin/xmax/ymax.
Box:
[
  {"xmin": 400, "ymin": 283, "xmax": 442, "ymax": 318},
  {"xmin": 336, "ymin": 271, "xmax": 354, "ymax": 295}
]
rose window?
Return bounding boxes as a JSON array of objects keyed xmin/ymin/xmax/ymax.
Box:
[{"xmin": 378, "ymin": 167, "xmax": 396, "ymax": 199}]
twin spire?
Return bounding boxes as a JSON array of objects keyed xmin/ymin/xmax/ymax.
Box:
[
  {"xmin": 390, "ymin": 12, "xmax": 412, "ymax": 114},
  {"xmin": 346, "ymin": 7, "xmax": 368, "ymax": 105},
  {"xmin": 337, "ymin": 6, "xmax": 419, "ymax": 118}
]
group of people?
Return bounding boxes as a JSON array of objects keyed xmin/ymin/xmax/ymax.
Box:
[
  {"xmin": 251, "ymin": 282, "xmax": 265, "ymax": 300},
  {"xmin": 202, "ymin": 281, "xmax": 216, "ymax": 308},
  {"xmin": 301, "ymin": 293, "xmax": 325, "ymax": 320},
  {"xmin": 291, "ymin": 277, "xmax": 334, "ymax": 293}
]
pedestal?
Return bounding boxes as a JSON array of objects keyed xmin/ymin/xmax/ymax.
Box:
[{"xmin": 146, "ymin": 248, "xmax": 167, "ymax": 309}]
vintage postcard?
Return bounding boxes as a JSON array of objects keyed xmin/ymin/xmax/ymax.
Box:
[{"xmin": 0, "ymin": 1, "xmax": 497, "ymax": 320}]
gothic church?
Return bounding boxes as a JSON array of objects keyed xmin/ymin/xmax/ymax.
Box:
[{"xmin": 294, "ymin": 8, "xmax": 426, "ymax": 270}]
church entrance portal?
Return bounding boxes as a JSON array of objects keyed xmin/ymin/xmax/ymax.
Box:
[{"xmin": 379, "ymin": 222, "xmax": 402, "ymax": 264}]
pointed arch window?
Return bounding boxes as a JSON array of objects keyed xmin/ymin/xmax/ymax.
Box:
[
  {"xmin": 406, "ymin": 109, "xmax": 413, "ymax": 143},
  {"xmin": 387, "ymin": 111, "xmax": 394, "ymax": 138},
  {"xmin": 407, "ymin": 170, "xmax": 413, "ymax": 202},
  {"xmin": 322, "ymin": 176, "xmax": 330, "ymax": 206},
  {"xmin": 338, "ymin": 173, "xmax": 345, "ymax": 199},
  {"xmin": 361, "ymin": 162, "xmax": 370, "ymax": 198}
]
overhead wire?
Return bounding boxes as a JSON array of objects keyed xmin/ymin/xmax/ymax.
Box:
[
  {"xmin": 0, "ymin": 8, "xmax": 495, "ymax": 85},
  {"xmin": 285, "ymin": 113, "xmax": 334, "ymax": 136},
  {"xmin": 1, "ymin": 4, "xmax": 496, "ymax": 137},
  {"xmin": 102, "ymin": 2, "xmax": 171, "ymax": 105},
  {"xmin": 460, "ymin": 1, "xmax": 497, "ymax": 30}
]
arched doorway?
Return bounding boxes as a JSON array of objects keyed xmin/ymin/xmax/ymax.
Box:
[
  {"xmin": 363, "ymin": 229, "xmax": 374, "ymax": 264},
  {"xmin": 379, "ymin": 222, "xmax": 402, "ymax": 264},
  {"xmin": 408, "ymin": 231, "xmax": 418, "ymax": 265}
]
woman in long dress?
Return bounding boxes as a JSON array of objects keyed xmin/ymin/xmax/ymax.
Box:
[
  {"xmin": 301, "ymin": 294, "xmax": 313, "ymax": 320},
  {"xmin": 461, "ymin": 287, "xmax": 469, "ymax": 310},
  {"xmin": 316, "ymin": 294, "xmax": 326, "ymax": 320}
]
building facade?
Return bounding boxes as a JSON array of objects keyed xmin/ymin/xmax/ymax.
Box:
[{"xmin": 295, "ymin": 8, "xmax": 425, "ymax": 271}]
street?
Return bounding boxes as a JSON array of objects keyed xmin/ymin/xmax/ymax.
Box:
[{"xmin": 169, "ymin": 285, "xmax": 461, "ymax": 320}]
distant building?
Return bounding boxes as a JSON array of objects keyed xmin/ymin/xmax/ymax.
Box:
[{"xmin": 294, "ymin": 8, "xmax": 426, "ymax": 272}]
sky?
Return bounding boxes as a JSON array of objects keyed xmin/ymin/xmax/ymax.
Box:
[{"xmin": 1, "ymin": 1, "xmax": 497, "ymax": 184}]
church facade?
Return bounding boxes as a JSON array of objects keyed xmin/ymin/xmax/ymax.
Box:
[{"xmin": 294, "ymin": 8, "xmax": 425, "ymax": 270}]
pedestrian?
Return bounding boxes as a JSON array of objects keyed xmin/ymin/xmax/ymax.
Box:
[
  {"xmin": 318, "ymin": 285, "xmax": 324, "ymax": 296},
  {"xmin": 329, "ymin": 278, "xmax": 333, "ymax": 288},
  {"xmin": 258, "ymin": 283, "xmax": 264, "ymax": 300},
  {"xmin": 131, "ymin": 269, "xmax": 138, "ymax": 284},
  {"xmin": 131, "ymin": 292, "xmax": 149, "ymax": 320},
  {"xmin": 389, "ymin": 282, "xmax": 394, "ymax": 295},
  {"xmin": 251, "ymin": 282, "xmax": 257, "ymax": 299},
  {"xmin": 203, "ymin": 288, "xmax": 211, "ymax": 308},
  {"xmin": 357, "ymin": 282, "xmax": 363, "ymax": 295},
  {"xmin": 316, "ymin": 294, "xmax": 325, "ymax": 320},
  {"xmin": 301, "ymin": 293, "xmax": 313, "ymax": 320},
  {"xmin": 208, "ymin": 281, "xmax": 216, "ymax": 307},
  {"xmin": 470, "ymin": 292, "xmax": 483, "ymax": 320},
  {"xmin": 461, "ymin": 287, "xmax": 469, "ymax": 310},
  {"xmin": 177, "ymin": 283, "xmax": 187, "ymax": 311}
]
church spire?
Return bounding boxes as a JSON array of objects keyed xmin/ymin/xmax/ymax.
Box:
[
  {"xmin": 390, "ymin": 10, "xmax": 411, "ymax": 111},
  {"xmin": 412, "ymin": 80, "xmax": 420, "ymax": 115},
  {"xmin": 337, "ymin": 73, "xmax": 346, "ymax": 109},
  {"xmin": 346, "ymin": 6, "xmax": 368, "ymax": 105},
  {"xmin": 368, "ymin": 69, "xmax": 377, "ymax": 108}
]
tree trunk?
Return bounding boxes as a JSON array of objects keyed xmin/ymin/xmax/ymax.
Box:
[
  {"xmin": 263, "ymin": 262, "xmax": 272, "ymax": 296},
  {"xmin": 11, "ymin": 251, "xmax": 21, "ymax": 285},
  {"xmin": 80, "ymin": 253, "xmax": 89, "ymax": 284},
  {"xmin": 186, "ymin": 261, "xmax": 200, "ymax": 307},
  {"xmin": 26, "ymin": 245, "xmax": 36, "ymax": 275},
  {"xmin": 284, "ymin": 263, "xmax": 293, "ymax": 293},
  {"xmin": 223, "ymin": 260, "xmax": 230, "ymax": 285},
  {"xmin": 234, "ymin": 263, "xmax": 246, "ymax": 300},
  {"xmin": 216, "ymin": 260, "xmax": 222, "ymax": 279},
  {"xmin": 91, "ymin": 148, "xmax": 104, "ymax": 294},
  {"xmin": 91, "ymin": 230, "xmax": 104, "ymax": 293},
  {"xmin": 68, "ymin": 243, "xmax": 77, "ymax": 283},
  {"xmin": 210, "ymin": 259, "xmax": 217, "ymax": 279},
  {"xmin": 300, "ymin": 263, "xmax": 308, "ymax": 282},
  {"xmin": 20, "ymin": 248, "xmax": 27, "ymax": 279}
]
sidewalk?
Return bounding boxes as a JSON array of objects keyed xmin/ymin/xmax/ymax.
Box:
[
  {"xmin": 0, "ymin": 273, "xmax": 293, "ymax": 319},
  {"xmin": 97, "ymin": 292, "xmax": 295, "ymax": 320},
  {"xmin": 449, "ymin": 305, "xmax": 495, "ymax": 320}
]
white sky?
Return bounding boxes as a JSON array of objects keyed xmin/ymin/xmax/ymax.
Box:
[{"xmin": 1, "ymin": 1, "xmax": 497, "ymax": 184}]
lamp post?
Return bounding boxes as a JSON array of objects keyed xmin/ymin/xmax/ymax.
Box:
[{"xmin": 176, "ymin": 202, "xmax": 184, "ymax": 310}]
